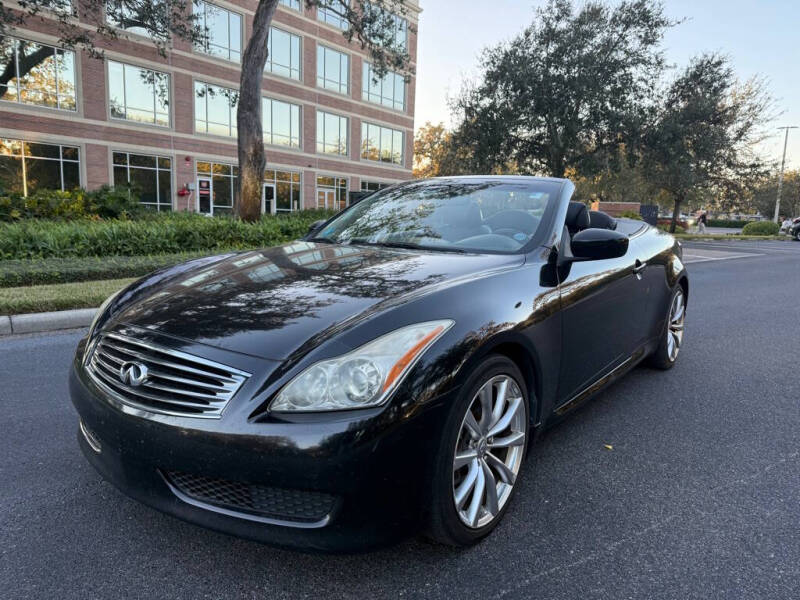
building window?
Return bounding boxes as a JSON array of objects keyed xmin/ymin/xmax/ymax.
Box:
[
  {"xmin": 317, "ymin": 1, "xmax": 348, "ymax": 29},
  {"xmin": 362, "ymin": 4, "xmax": 408, "ymax": 51},
  {"xmin": 194, "ymin": 1, "xmax": 242, "ymax": 62},
  {"xmin": 361, "ymin": 180, "xmax": 390, "ymax": 192},
  {"xmin": 361, "ymin": 123, "xmax": 404, "ymax": 165},
  {"xmin": 316, "ymin": 111, "xmax": 349, "ymax": 156},
  {"xmin": 262, "ymin": 97, "xmax": 301, "ymax": 148},
  {"xmin": 108, "ymin": 60, "xmax": 170, "ymax": 127},
  {"xmin": 196, "ymin": 161, "xmax": 237, "ymax": 215},
  {"xmin": 266, "ymin": 27, "xmax": 301, "ymax": 81},
  {"xmin": 0, "ymin": 139, "xmax": 80, "ymax": 196},
  {"xmin": 0, "ymin": 36, "xmax": 77, "ymax": 111},
  {"xmin": 106, "ymin": 1, "xmax": 156, "ymax": 38},
  {"xmin": 279, "ymin": 0, "xmax": 301, "ymax": 11},
  {"xmin": 316, "ymin": 45, "xmax": 349, "ymax": 95},
  {"xmin": 362, "ymin": 62, "xmax": 406, "ymax": 111},
  {"xmin": 264, "ymin": 169, "xmax": 302, "ymax": 213},
  {"xmin": 316, "ymin": 175, "xmax": 348, "ymax": 211},
  {"xmin": 113, "ymin": 152, "xmax": 172, "ymax": 211},
  {"xmin": 195, "ymin": 81, "xmax": 238, "ymax": 137}
]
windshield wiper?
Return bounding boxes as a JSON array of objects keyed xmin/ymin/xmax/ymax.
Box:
[
  {"xmin": 347, "ymin": 239, "xmax": 467, "ymax": 253},
  {"xmin": 308, "ymin": 236, "xmax": 338, "ymax": 244}
]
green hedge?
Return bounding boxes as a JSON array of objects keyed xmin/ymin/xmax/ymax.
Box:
[
  {"xmin": 707, "ymin": 219, "xmax": 748, "ymax": 228},
  {"xmin": 0, "ymin": 252, "xmax": 223, "ymax": 287},
  {"xmin": 0, "ymin": 186, "xmax": 142, "ymax": 221},
  {"xmin": 0, "ymin": 210, "xmax": 335, "ymax": 259},
  {"xmin": 741, "ymin": 221, "xmax": 780, "ymax": 236}
]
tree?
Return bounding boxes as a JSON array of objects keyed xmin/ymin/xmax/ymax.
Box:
[
  {"xmin": 750, "ymin": 170, "xmax": 800, "ymax": 220},
  {"xmin": 642, "ymin": 54, "xmax": 773, "ymax": 232},
  {"xmin": 450, "ymin": 0, "xmax": 674, "ymax": 178},
  {"xmin": 0, "ymin": 0, "xmax": 414, "ymax": 221},
  {"xmin": 412, "ymin": 121, "xmax": 468, "ymax": 178}
]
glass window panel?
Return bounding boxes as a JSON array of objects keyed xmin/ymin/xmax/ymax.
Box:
[
  {"xmin": 112, "ymin": 152, "xmax": 126, "ymax": 165},
  {"xmin": 266, "ymin": 27, "xmax": 301, "ymax": 80},
  {"xmin": 0, "ymin": 155, "xmax": 24, "ymax": 194},
  {"xmin": 318, "ymin": 2, "xmax": 348, "ymax": 29},
  {"xmin": 263, "ymin": 98, "xmax": 300, "ymax": 147},
  {"xmin": 362, "ymin": 62, "xmax": 405, "ymax": 111},
  {"xmin": 0, "ymin": 37, "xmax": 18, "ymax": 103},
  {"xmin": 196, "ymin": 1, "xmax": 241, "ymax": 62},
  {"xmin": 393, "ymin": 130, "xmax": 404, "ymax": 165},
  {"xmin": 62, "ymin": 161, "xmax": 80, "ymax": 189},
  {"xmin": 196, "ymin": 161, "xmax": 211, "ymax": 174},
  {"xmin": 158, "ymin": 157, "xmax": 171, "ymax": 169},
  {"xmin": 24, "ymin": 157, "xmax": 62, "ymax": 195},
  {"xmin": 129, "ymin": 154, "xmax": 157, "ymax": 168},
  {"xmin": 113, "ymin": 165, "xmax": 128, "ymax": 187},
  {"xmin": 212, "ymin": 174, "xmax": 232, "ymax": 207},
  {"xmin": 157, "ymin": 169, "xmax": 172, "ymax": 209},
  {"xmin": 317, "ymin": 46, "xmax": 349, "ymax": 94},
  {"xmin": 61, "ymin": 146, "xmax": 79, "ymax": 161},
  {"xmin": 130, "ymin": 165, "xmax": 158, "ymax": 202},
  {"xmin": 25, "ymin": 142, "xmax": 61, "ymax": 159},
  {"xmin": 280, "ymin": 0, "xmax": 300, "ymax": 10},
  {"xmin": 109, "ymin": 61, "xmax": 171, "ymax": 126}
]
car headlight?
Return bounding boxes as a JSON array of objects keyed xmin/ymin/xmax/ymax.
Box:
[{"xmin": 270, "ymin": 320, "xmax": 454, "ymax": 412}]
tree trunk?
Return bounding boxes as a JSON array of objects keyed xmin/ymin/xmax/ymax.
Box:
[
  {"xmin": 236, "ymin": 0, "xmax": 279, "ymax": 222},
  {"xmin": 669, "ymin": 196, "xmax": 682, "ymax": 233}
]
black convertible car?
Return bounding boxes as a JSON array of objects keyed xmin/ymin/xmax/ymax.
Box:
[{"xmin": 70, "ymin": 176, "xmax": 688, "ymax": 551}]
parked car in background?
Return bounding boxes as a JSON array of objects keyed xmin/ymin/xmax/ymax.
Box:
[
  {"xmin": 70, "ymin": 176, "xmax": 688, "ymax": 551},
  {"xmin": 790, "ymin": 217, "xmax": 800, "ymax": 241}
]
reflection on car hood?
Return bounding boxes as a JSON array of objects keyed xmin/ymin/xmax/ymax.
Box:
[{"xmin": 113, "ymin": 241, "xmax": 524, "ymax": 360}]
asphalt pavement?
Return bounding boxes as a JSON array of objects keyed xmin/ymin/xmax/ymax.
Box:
[{"xmin": 2, "ymin": 240, "xmax": 799, "ymax": 599}]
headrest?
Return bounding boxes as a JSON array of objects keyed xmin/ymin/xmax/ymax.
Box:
[
  {"xmin": 589, "ymin": 210, "xmax": 617, "ymax": 230},
  {"xmin": 437, "ymin": 203, "xmax": 483, "ymax": 228},
  {"xmin": 566, "ymin": 202, "xmax": 590, "ymax": 234}
]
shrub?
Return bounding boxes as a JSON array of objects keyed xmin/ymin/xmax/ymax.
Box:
[
  {"xmin": 0, "ymin": 186, "xmax": 141, "ymax": 221},
  {"xmin": 0, "ymin": 252, "xmax": 218, "ymax": 287},
  {"xmin": 618, "ymin": 210, "xmax": 643, "ymax": 220},
  {"xmin": 0, "ymin": 210, "xmax": 336, "ymax": 259},
  {"xmin": 741, "ymin": 221, "xmax": 780, "ymax": 236},
  {"xmin": 707, "ymin": 219, "xmax": 748, "ymax": 228}
]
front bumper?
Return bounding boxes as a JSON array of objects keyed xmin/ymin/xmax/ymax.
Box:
[{"xmin": 69, "ymin": 349, "xmax": 452, "ymax": 552}]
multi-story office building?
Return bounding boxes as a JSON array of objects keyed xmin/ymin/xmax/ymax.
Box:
[{"xmin": 0, "ymin": 0, "xmax": 419, "ymax": 214}]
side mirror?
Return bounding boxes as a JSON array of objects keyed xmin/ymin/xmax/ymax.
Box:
[
  {"xmin": 307, "ymin": 219, "xmax": 327, "ymax": 236},
  {"xmin": 570, "ymin": 228, "xmax": 629, "ymax": 260}
]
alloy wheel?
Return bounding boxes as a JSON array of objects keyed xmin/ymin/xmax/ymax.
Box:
[
  {"xmin": 667, "ymin": 289, "xmax": 685, "ymax": 362},
  {"xmin": 452, "ymin": 375, "xmax": 526, "ymax": 529}
]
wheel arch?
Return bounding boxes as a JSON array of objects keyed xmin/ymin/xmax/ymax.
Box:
[{"xmin": 459, "ymin": 335, "xmax": 544, "ymax": 427}]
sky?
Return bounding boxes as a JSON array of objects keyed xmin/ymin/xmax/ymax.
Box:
[{"xmin": 414, "ymin": 0, "xmax": 800, "ymax": 169}]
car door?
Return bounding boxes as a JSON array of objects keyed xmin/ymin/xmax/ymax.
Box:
[{"xmin": 555, "ymin": 228, "xmax": 648, "ymax": 406}]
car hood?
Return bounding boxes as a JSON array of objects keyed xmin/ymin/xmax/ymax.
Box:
[{"xmin": 113, "ymin": 241, "xmax": 524, "ymax": 360}]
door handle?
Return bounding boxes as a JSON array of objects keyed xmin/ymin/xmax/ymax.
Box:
[{"xmin": 633, "ymin": 260, "xmax": 647, "ymax": 275}]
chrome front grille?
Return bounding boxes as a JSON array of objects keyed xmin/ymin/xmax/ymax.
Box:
[{"xmin": 85, "ymin": 331, "xmax": 250, "ymax": 418}]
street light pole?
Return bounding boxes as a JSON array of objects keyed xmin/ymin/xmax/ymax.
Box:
[{"xmin": 774, "ymin": 126, "xmax": 798, "ymax": 223}]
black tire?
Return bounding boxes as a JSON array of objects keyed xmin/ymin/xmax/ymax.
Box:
[
  {"xmin": 648, "ymin": 285, "xmax": 686, "ymax": 370},
  {"xmin": 426, "ymin": 355, "xmax": 530, "ymax": 547},
  {"xmin": 794, "ymin": 229, "xmax": 800, "ymax": 241}
]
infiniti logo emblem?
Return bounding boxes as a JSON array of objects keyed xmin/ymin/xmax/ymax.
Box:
[{"xmin": 119, "ymin": 362, "xmax": 149, "ymax": 387}]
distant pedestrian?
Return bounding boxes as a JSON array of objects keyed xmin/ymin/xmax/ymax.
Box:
[
  {"xmin": 697, "ymin": 210, "xmax": 707, "ymax": 234},
  {"xmin": 780, "ymin": 216, "xmax": 792, "ymax": 233}
]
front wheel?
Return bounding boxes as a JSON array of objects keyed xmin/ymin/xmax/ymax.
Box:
[
  {"xmin": 648, "ymin": 285, "xmax": 686, "ymax": 369},
  {"xmin": 426, "ymin": 355, "xmax": 530, "ymax": 546},
  {"xmin": 794, "ymin": 229, "xmax": 800, "ymax": 241}
]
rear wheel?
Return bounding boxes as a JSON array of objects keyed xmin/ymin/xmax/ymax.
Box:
[
  {"xmin": 648, "ymin": 285, "xmax": 686, "ymax": 369},
  {"xmin": 426, "ymin": 355, "xmax": 530, "ymax": 546},
  {"xmin": 794, "ymin": 229, "xmax": 800, "ymax": 241}
]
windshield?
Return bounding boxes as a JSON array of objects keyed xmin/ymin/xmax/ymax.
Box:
[{"xmin": 313, "ymin": 179, "xmax": 560, "ymax": 254}]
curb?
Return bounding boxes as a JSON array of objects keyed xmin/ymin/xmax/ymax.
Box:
[{"xmin": 1, "ymin": 307, "xmax": 98, "ymax": 336}]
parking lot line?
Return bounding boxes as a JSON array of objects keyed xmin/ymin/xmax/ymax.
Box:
[{"xmin": 682, "ymin": 252, "xmax": 763, "ymax": 264}]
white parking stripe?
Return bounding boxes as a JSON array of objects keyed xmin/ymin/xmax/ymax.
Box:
[{"xmin": 683, "ymin": 252, "xmax": 763, "ymax": 264}]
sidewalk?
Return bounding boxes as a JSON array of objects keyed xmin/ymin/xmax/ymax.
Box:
[{"xmin": 0, "ymin": 308, "xmax": 97, "ymax": 336}]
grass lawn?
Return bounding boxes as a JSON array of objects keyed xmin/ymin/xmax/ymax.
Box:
[{"xmin": 0, "ymin": 278, "xmax": 136, "ymax": 315}]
